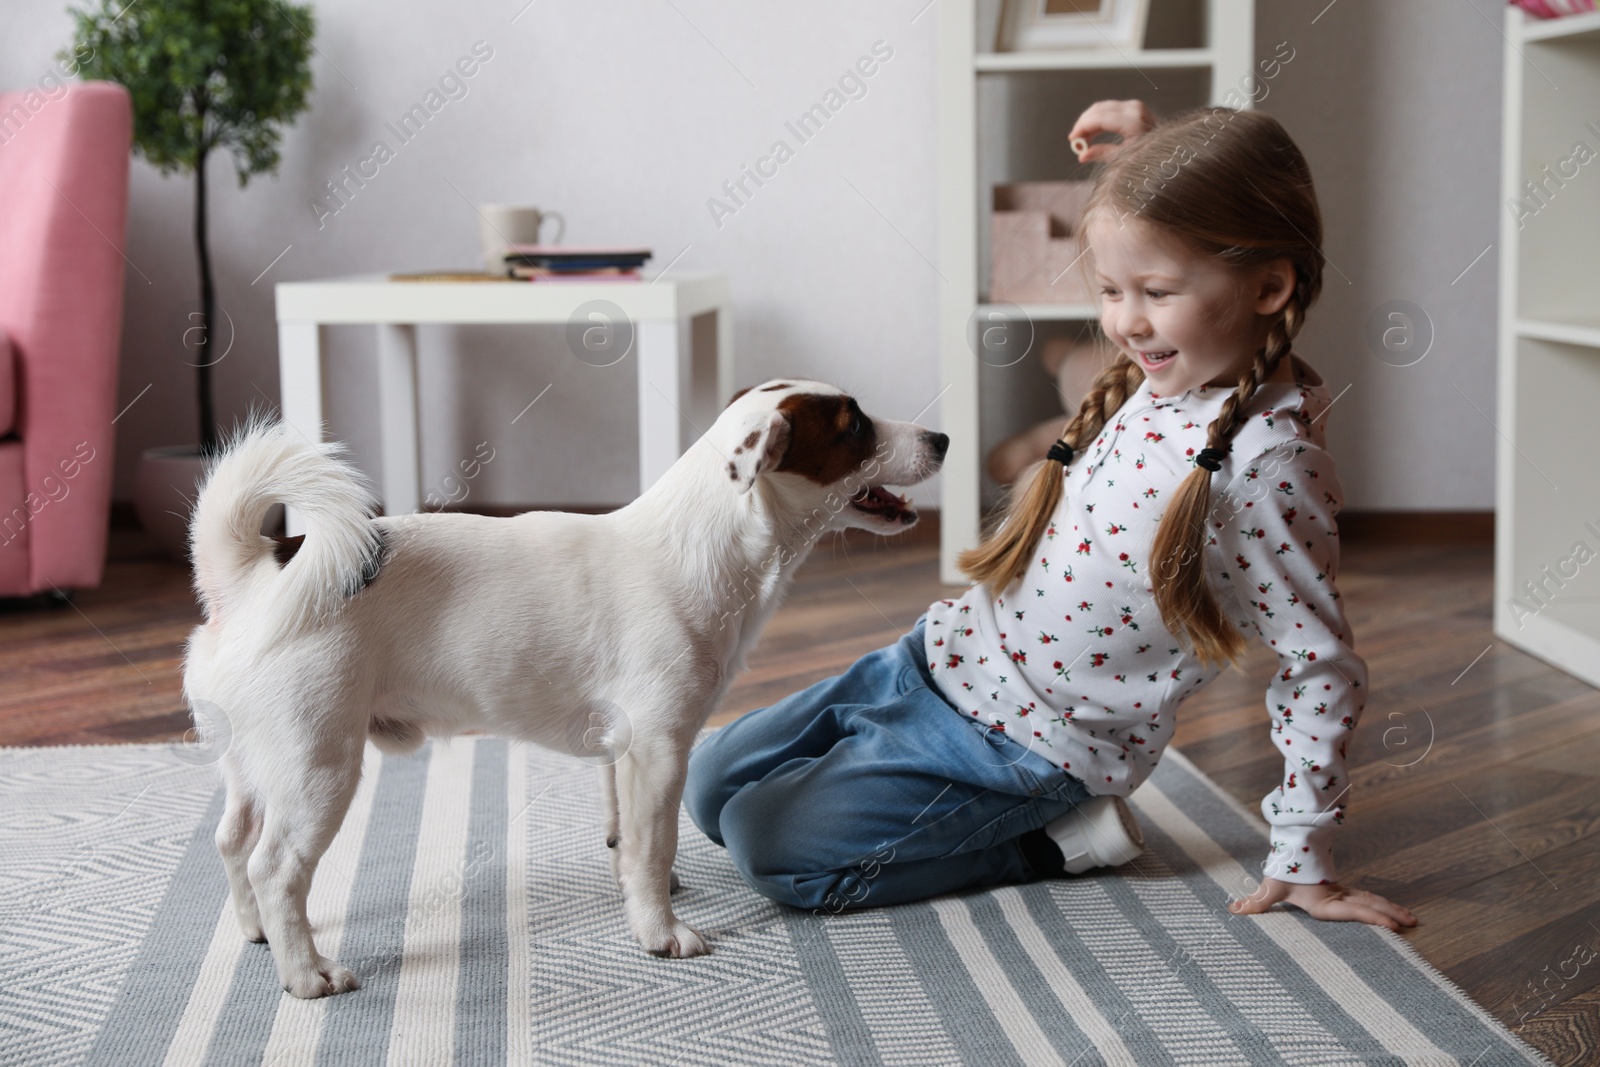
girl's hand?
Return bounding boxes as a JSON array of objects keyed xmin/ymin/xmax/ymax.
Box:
[
  {"xmin": 1068, "ymin": 99, "xmax": 1157, "ymax": 163},
  {"xmin": 1228, "ymin": 877, "xmax": 1419, "ymax": 931}
]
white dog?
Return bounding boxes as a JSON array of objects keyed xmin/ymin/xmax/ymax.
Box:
[{"xmin": 181, "ymin": 380, "xmax": 946, "ymax": 998}]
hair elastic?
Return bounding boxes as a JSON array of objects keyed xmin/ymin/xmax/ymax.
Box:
[
  {"xmin": 1047, "ymin": 440, "xmax": 1075, "ymax": 465},
  {"xmin": 1070, "ymin": 136, "xmax": 1090, "ymax": 156},
  {"xmin": 1195, "ymin": 447, "xmax": 1227, "ymax": 472}
]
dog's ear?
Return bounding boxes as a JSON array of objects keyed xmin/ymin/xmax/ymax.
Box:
[{"xmin": 726, "ymin": 410, "xmax": 790, "ymax": 493}]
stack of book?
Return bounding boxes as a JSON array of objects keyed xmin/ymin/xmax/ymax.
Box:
[{"xmin": 501, "ymin": 245, "xmax": 653, "ymax": 281}]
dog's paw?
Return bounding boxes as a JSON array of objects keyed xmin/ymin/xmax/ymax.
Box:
[
  {"xmin": 642, "ymin": 920, "xmax": 710, "ymax": 959},
  {"xmin": 281, "ymin": 957, "xmax": 363, "ymax": 999}
]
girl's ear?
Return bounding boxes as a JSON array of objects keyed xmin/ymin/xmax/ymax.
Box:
[{"xmin": 1254, "ymin": 258, "xmax": 1296, "ymax": 317}]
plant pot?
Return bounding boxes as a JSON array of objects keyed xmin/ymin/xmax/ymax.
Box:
[{"xmin": 134, "ymin": 445, "xmax": 207, "ymax": 564}]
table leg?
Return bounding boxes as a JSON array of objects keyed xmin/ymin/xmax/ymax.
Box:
[
  {"xmin": 376, "ymin": 323, "xmax": 421, "ymax": 518},
  {"xmin": 637, "ymin": 317, "xmax": 693, "ymax": 494},
  {"xmin": 278, "ymin": 320, "xmax": 323, "ymax": 537},
  {"xmin": 715, "ymin": 303, "xmax": 735, "ymax": 407}
]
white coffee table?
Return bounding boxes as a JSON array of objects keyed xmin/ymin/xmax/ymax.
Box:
[{"xmin": 274, "ymin": 271, "xmax": 732, "ymax": 535}]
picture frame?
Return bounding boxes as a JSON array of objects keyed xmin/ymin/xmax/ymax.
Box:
[{"xmin": 996, "ymin": 0, "xmax": 1152, "ymax": 52}]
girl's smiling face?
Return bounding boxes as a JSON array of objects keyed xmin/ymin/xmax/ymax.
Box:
[{"xmin": 1086, "ymin": 214, "xmax": 1293, "ymax": 396}]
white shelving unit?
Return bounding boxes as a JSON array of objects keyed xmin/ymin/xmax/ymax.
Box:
[
  {"xmin": 935, "ymin": 0, "xmax": 1257, "ymax": 583},
  {"xmin": 1493, "ymin": 8, "xmax": 1600, "ymax": 688}
]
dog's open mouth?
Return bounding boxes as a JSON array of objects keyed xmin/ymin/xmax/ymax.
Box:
[{"xmin": 849, "ymin": 484, "xmax": 917, "ymax": 526}]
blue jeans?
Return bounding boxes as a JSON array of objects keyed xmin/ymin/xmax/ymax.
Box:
[{"xmin": 684, "ymin": 616, "xmax": 1094, "ymax": 912}]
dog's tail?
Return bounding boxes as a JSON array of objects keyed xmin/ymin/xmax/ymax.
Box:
[{"xmin": 190, "ymin": 417, "xmax": 383, "ymax": 634}]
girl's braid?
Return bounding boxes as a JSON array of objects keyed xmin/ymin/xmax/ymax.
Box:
[
  {"xmin": 955, "ymin": 353, "xmax": 1145, "ymax": 589},
  {"xmin": 1149, "ymin": 284, "xmax": 1310, "ymax": 669},
  {"xmin": 1204, "ymin": 284, "xmax": 1307, "ymax": 454},
  {"xmin": 1063, "ymin": 354, "xmax": 1145, "ymax": 452}
]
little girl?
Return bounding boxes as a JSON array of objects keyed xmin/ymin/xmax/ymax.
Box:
[{"xmin": 684, "ymin": 101, "xmax": 1416, "ymax": 932}]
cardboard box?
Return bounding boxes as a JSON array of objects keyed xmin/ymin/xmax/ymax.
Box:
[{"xmin": 990, "ymin": 180, "xmax": 1096, "ymax": 304}]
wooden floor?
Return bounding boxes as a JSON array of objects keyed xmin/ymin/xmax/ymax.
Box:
[{"xmin": 3, "ymin": 520, "xmax": 1597, "ymax": 1065}]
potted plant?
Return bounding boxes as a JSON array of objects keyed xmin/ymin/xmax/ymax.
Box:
[{"xmin": 64, "ymin": 0, "xmax": 315, "ymax": 559}]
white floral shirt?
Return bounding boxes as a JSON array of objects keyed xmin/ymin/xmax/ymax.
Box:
[{"xmin": 925, "ymin": 356, "xmax": 1367, "ymax": 884}]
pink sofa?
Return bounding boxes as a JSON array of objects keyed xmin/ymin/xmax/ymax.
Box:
[{"xmin": 0, "ymin": 82, "xmax": 131, "ymax": 596}]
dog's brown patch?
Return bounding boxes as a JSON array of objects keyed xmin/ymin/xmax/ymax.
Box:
[
  {"xmin": 774, "ymin": 394, "xmax": 877, "ymax": 486},
  {"xmin": 759, "ymin": 382, "xmax": 791, "ymax": 392}
]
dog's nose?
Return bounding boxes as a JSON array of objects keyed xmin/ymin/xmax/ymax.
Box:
[{"xmin": 925, "ymin": 432, "xmax": 950, "ymax": 460}]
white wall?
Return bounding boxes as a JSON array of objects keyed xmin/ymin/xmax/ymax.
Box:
[
  {"xmin": 2, "ymin": 0, "xmax": 1499, "ymax": 511},
  {"xmin": 1255, "ymin": 0, "xmax": 1501, "ymax": 512}
]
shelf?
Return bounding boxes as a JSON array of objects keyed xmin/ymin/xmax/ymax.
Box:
[
  {"xmin": 977, "ymin": 302, "xmax": 1098, "ymax": 321},
  {"xmin": 939, "ymin": 0, "xmax": 1255, "ymax": 584},
  {"xmin": 1519, "ymin": 9, "xmax": 1600, "ymax": 43},
  {"xmin": 1517, "ymin": 317, "xmax": 1600, "ymax": 349},
  {"xmin": 975, "ymin": 47, "xmax": 1214, "ymax": 73}
]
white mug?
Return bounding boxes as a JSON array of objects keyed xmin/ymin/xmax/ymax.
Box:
[{"xmin": 478, "ymin": 204, "xmax": 565, "ymax": 272}]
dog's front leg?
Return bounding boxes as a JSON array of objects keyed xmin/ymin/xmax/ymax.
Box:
[
  {"xmin": 599, "ymin": 762, "xmax": 622, "ymax": 888},
  {"xmin": 602, "ymin": 760, "xmax": 682, "ymax": 895},
  {"xmin": 614, "ymin": 743, "xmax": 707, "ymax": 958}
]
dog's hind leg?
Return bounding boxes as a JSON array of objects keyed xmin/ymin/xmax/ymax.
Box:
[
  {"xmin": 216, "ymin": 758, "xmax": 265, "ymax": 942},
  {"xmin": 247, "ymin": 740, "xmax": 364, "ymax": 998},
  {"xmin": 614, "ymin": 737, "xmax": 706, "ymax": 958}
]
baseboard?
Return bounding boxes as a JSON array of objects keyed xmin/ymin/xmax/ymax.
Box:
[
  {"xmin": 1337, "ymin": 510, "xmax": 1493, "ymax": 546},
  {"xmin": 109, "ymin": 502, "xmax": 1493, "ymax": 547}
]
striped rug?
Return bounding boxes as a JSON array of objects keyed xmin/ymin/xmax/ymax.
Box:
[{"xmin": 0, "ymin": 737, "xmax": 1552, "ymax": 1067}]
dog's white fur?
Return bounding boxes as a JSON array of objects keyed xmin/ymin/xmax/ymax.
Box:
[{"xmin": 182, "ymin": 380, "xmax": 945, "ymax": 997}]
